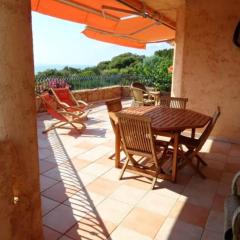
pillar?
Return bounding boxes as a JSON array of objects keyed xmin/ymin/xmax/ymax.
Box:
[
  {"xmin": 0, "ymin": 1, "xmax": 43, "ymax": 239},
  {"xmin": 171, "ymin": 5, "xmax": 186, "ymax": 97}
]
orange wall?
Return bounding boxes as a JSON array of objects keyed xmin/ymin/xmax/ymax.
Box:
[
  {"xmin": 0, "ymin": 1, "xmax": 42, "ymax": 239},
  {"xmin": 172, "ymin": 0, "xmax": 240, "ymax": 143}
]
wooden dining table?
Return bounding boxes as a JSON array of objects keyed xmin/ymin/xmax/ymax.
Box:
[{"xmin": 114, "ymin": 106, "xmax": 212, "ymax": 182}]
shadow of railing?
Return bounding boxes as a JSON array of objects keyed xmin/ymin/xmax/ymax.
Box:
[{"xmin": 39, "ymin": 124, "xmax": 112, "ymax": 239}]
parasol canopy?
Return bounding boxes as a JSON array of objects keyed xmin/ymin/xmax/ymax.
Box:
[
  {"xmin": 32, "ymin": 0, "xmax": 176, "ymax": 48},
  {"xmin": 83, "ymin": 27, "xmax": 147, "ymax": 49}
]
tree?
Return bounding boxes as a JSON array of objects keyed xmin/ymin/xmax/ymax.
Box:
[
  {"xmin": 108, "ymin": 53, "xmax": 143, "ymax": 70},
  {"xmin": 81, "ymin": 66, "xmax": 100, "ymax": 76},
  {"xmin": 96, "ymin": 61, "xmax": 110, "ymax": 72},
  {"xmin": 135, "ymin": 54, "xmax": 173, "ymax": 91},
  {"xmin": 35, "ymin": 48, "xmax": 174, "ymax": 92},
  {"xmin": 154, "ymin": 48, "xmax": 173, "ymax": 59}
]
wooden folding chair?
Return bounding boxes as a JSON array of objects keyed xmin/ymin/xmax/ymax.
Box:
[
  {"xmin": 178, "ymin": 107, "xmax": 221, "ymax": 178},
  {"xmin": 51, "ymin": 87, "xmax": 90, "ymax": 113},
  {"xmin": 117, "ymin": 113, "xmax": 170, "ymax": 189},
  {"xmin": 40, "ymin": 92, "xmax": 87, "ymax": 134},
  {"xmin": 105, "ymin": 98, "xmax": 124, "ymax": 160},
  {"xmin": 130, "ymin": 82, "xmax": 157, "ymax": 106},
  {"xmin": 131, "ymin": 82, "xmax": 149, "ymax": 99},
  {"xmin": 131, "ymin": 87, "xmax": 156, "ymax": 106},
  {"xmin": 131, "ymin": 82, "xmax": 148, "ymax": 92},
  {"xmin": 158, "ymin": 96, "xmax": 188, "ymax": 109}
]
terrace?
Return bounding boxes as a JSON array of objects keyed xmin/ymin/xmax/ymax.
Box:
[
  {"xmin": 39, "ymin": 100, "xmax": 239, "ymax": 240},
  {"xmin": 0, "ymin": 0, "xmax": 240, "ymax": 240}
]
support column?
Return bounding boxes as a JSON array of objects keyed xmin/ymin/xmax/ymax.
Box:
[
  {"xmin": 171, "ymin": 5, "xmax": 186, "ymax": 97},
  {"xmin": 0, "ymin": 1, "xmax": 43, "ymax": 239}
]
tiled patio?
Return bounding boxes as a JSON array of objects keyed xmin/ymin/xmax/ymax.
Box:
[{"xmin": 38, "ymin": 100, "xmax": 240, "ymax": 240}]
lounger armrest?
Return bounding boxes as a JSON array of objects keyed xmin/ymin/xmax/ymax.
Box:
[
  {"xmin": 59, "ymin": 102, "xmax": 83, "ymax": 112},
  {"xmin": 58, "ymin": 110, "xmax": 83, "ymax": 117},
  {"xmin": 58, "ymin": 110, "xmax": 90, "ymax": 122},
  {"xmin": 232, "ymin": 171, "xmax": 240, "ymax": 196},
  {"xmin": 77, "ymin": 100, "xmax": 88, "ymax": 106},
  {"xmin": 149, "ymin": 91, "xmax": 160, "ymax": 97},
  {"xmin": 67, "ymin": 106, "xmax": 86, "ymax": 112},
  {"xmin": 59, "ymin": 101, "xmax": 70, "ymax": 108}
]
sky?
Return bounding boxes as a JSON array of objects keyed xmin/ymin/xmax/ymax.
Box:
[{"xmin": 31, "ymin": 12, "xmax": 171, "ymax": 66}]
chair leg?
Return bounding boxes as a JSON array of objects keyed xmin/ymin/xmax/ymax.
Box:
[
  {"xmin": 196, "ymin": 156, "xmax": 200, "ymax": 170},
  {"xmin": 43, "ymin": 119, "xmax": 85, "ymax": 134},
  {"xmin": 177, "ymin": 148, "xmax": 189, "ymax": 170},
  {"xmin": 196, "ymin": 154, "xmax": 207, "ymax": 166},
  {"xmin": 197, "ymin": 169, "xmax": 206, "ymax": 179},
  {"xmin": 189, "ymin": 161, "xmax": 206, "ymax": 179},
  {"xmin": 129, "ymin": 155, "xmax": 138, "ymax": 166},
  {"xmin": 68, "ymin": 121, "xmax": 86, "ymax": 133},
  {"xmin": 108, "ymin": 152, "xmax": 115, "ymax": 160},
  {"xmin": 119, "ymin": 157, "xmax": 130, "ymax": 180},
  {"xmin": 109, "ymin": 148, "xmax": 124, "ymax": 160},
  {"xmin": 42, "ymin": 121, "xmax": 67, "ymax": 133},
  {"xmin": 151, "ymin": 172, "xmax": 159, "ymax": 190},
  {"xmin": 178, "ymin": 153, "xmax": 206, "ymax": 179}
]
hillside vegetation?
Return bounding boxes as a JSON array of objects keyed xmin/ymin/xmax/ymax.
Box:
[{"xmin": 35, "ymin": 49, "xmax": 173, "ymax": 91}]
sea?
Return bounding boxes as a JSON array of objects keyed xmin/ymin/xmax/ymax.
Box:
[{"xmin": 34, "ymin": 64, "xmax": 89, "ymax": 74}]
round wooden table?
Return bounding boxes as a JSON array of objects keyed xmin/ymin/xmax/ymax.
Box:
[{"xmin": 115, "ymin": 106, "xmax": 211, "ymax": 182}]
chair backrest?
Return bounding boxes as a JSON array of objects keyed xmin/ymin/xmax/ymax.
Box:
[
  {"xmin": 105, "ymin": 98, "xmax": 122, "ymax": 134},
  {"xmin": 131, "ymin": 82, "xmax": 147, "ymax": 92},
  {"xmin": 40, "ymin": 92, "xmax": 66, "ymax": 121},
  {"xmin": 51, "ymin": 88, "xmax": 76, "ymax": 107},
  {"xmin": 131, "ymin": 87, "xmax": 144, "ymax": 105},
  {"xmin": 105, "ymin": 98, "xmax": 122, "ymax": 112},
  {"xmin": 117, "ymin": 113, "xmax": 157, "ymax": 160},
  {"xmin": 159, "ymin": 96, "xmax": 188, "ymax": 109},
  {"xmin": 195, "ymin": 106, "xmax": 221, "ymax": 152}
]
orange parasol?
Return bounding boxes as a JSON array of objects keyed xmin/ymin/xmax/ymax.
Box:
[
  {"xmin": 104, "ymin": 16, "xmax": 175, "ymax": 42},
  {"xmin": 83, "ymin": 27, "xmax": 146, "ymax": 49},
  {"xmin": 32, "ymin": 0, "xmax": 176, "ymax": 48},
  {"xmin": 32, "ymin": 0, "xmax": 127, "ymax": 31}
]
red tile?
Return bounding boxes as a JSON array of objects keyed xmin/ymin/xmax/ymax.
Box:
[
  {"xmin": 121, "ymin": 207, "xmax": 165, "ymax": 238},
  {"xmin": 212, "ymin": 194, "xmax": 225, "ymax": 212},
  {"xmin": 86, "ymin": 178, "xmax": 119, "ymax": 196},
  {"xmin": 43, "ymin": 226, "xmax": 61, "ymax": 240},
  {"xmin": 42, "ymin": 181, "xmax": 80, "ymax": 203},
  {"xmin": 43, "ymin": 204, "xmax": 79, "ymax": 234},
  {"xmin": 40, "ymin": 160, "xmax": 57, "ymax": 174},
  {"xmin": 205, "ymin": 210, "xmax": 224, "ymax": 234},
  {"xmin": 201, "ymin": 167, "xmax": 223, "ymax": 181},
  {"xmin": 40, "ymin": 175, "xmax": 58, "ymax": 192},
  {"xmin": 41, "ymin": 196, "xmax": 60, "ymax": 216},
  {"xmin": 169, "ymin": 201, "xmax": 209, "ymax": 227},
  {"xmin": 155, "ymin": 218, "xmax": 203, "ymax": 240},
  {"xmin": 225, "ymin": 162, "xmax": 240, "ymax": 174},
  {"xmin": 66, "ymin": 214, "xmax": 116, "ymax": 240}
]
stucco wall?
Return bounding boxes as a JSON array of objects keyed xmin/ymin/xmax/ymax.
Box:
[
  {"xmin": 36, "ymin": 86, "xmax": 131, "ymax": 113},
  {"xmin": 173, "ymin": 0, "xmax": 240, "ymax": 143},
  {"xmin": 0, "ymin": 1, "xmax": 42, "ymax": 239},
  {"xmin": 73, "ymin": 86, "xmax": 122, "ymax": 103}
]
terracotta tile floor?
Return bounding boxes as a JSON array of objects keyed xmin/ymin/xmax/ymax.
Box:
[{"xmin": 37, "ymin": 100, "xmax": 240, "ymax": 240}]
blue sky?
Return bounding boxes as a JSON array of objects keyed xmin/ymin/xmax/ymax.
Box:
[{"xmin": 32, "ymin": 12, "xmax": 171, "ymax": 66}]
